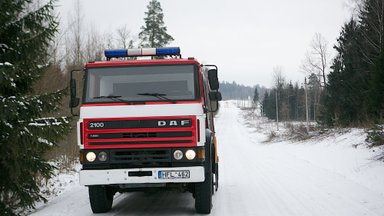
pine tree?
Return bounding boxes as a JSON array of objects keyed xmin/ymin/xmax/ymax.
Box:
[
  {"xmin": 370, "ymin": 53, "xmax": 384, "ymax": 121},
  {"xmin": 321, "ymin": 19, "xmax": 368, "ymax": 126},
  {"xmin": 0, "ymin": 0, "xmax": 71, "ymax": 214},
  {"xmin": 261, "ymin": 82, "xmax": 307, "ymax": 122},
  {"xmin": 359, "ymin": 0, "xmax": 384, "ymax": 121},
  {"xmin": 359, "ymin": 0, "xmax": 384, "ymax": 63},
  {"xmin": 139, "ymin": 0, "xmax": 174, "ymax": 48},
  {"xmin": 252, "ymin": 88, "xmax": 259, "ymax": 107},
  {"xmin": 262, "ymin": 90, "xmax": 277, "ymax": 120},
  {"xmin": 320, "ymin": 0, "xmax": 384, "ymax": 126},
  {"xmin": 287, "ymin": 82, "xmax": 296, "ymax": 120},
  {"xmin": 261, "ymin": 91, "xmax": 269, "ymax": 117}
]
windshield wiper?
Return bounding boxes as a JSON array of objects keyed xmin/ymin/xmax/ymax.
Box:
[
  {"xmin": 137, "ymin": 93, "xmax": 176, "ymax": 103},
  {"xmin": 93, "ymin": 95, "xmax": 122, "ymax": 99},
  {"xmin": 93, "ymin": 95, "xmax": 132, "ymax": 104}
]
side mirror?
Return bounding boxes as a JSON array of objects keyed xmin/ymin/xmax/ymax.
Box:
[
  {"xmin": 69, "ymin": 79, "xmax": 80, "ymax": 108},
  {"xmin": 69, "ymin": 69, "xmax": 82, "ymax": 116},
  {"xmin": 209, "ymin": 91, "xmax": 222, "ymax": 101},
  {"xmin": 208, "ymin": 69, "xmax": 219, "ymax": 90}
]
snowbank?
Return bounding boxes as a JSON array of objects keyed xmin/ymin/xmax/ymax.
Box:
[
  {"xmin": 239, "ymin": 103, "xmax": 384, "ymax": 197},
  {"xmin": 26, "ymin": 161, "xmax": 81, "ymax": 215}
]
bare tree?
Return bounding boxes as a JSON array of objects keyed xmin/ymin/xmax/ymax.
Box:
[
  {"xmin": 65, "ymin": 0, "xmax": 84, "ymax": 68},
  {"xmin": 301, "ymin": 33, "xmax": 329, "ymax": 86},
  {"xmin": 273, "ymin": 66, "xmax": 285, "ymax": 129},
  {"xmin": 308, "ymin": 73, "xmax": 321, "ymax": 121},
  {"xmin": 84, "ymin": 26, "xmax": 105, "ymax": 62},
  {"xmin": 48, "ymin": 30, "xmax": 66, "ymax": 68},
  {"xmin": 301, "ymin": 33, "xmax": 329, "ymax": 122},
  {"xmin": 116, "ymin": 25, "xmax": 135, "ymax": 49},
  {"xmin": 359, "ymin": 0, "xmax": 384, "ymax": 65},
  {"xmin": 273, "ymin": 66, "xmax": 285, "ymax": 89},
  {"xmin": 103, "ymin": 32, "xmax": 115, "ymax": 50}
]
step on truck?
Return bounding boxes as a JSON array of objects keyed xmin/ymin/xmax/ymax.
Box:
[{"xmin": 69, "ymin": 47, "xmax": 222, "ymax": 214}]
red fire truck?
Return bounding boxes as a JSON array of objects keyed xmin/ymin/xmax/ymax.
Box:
[{"xmin": 69, "ymin": 47, "xmax": 221, "ymax": 214}]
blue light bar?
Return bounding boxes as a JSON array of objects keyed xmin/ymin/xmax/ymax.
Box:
[
  {"xmin": 156, "ymin": 47, "xmax": 180, "ymax": 56},
  {"xmin": 104, "ymin": 49, "xmax": 128, "ymax": 58},
  {"xmin": 104, "ymin": 47, "xmax": 181, "ymax": 59}
]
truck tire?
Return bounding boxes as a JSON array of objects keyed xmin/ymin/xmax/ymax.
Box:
[
  {"xmin": 195, "ymin": 144, "xmax": 213, "ymax": 214},
  {"xmin": 195, "ymin": 171, "xmax": 213, "ymax": 214},
  {"xmin": 89, "ymin": 185, "xmax": 114, "ymax": 213}
]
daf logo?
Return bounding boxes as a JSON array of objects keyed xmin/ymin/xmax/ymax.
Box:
[{"xmin": 157, "ymin": 119, "xmax": 191, "ymax": 127}]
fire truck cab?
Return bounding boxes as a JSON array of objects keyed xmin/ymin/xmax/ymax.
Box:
[{"xmin": 69, "ymin": 47, "xmax": 221, "ymax": 214}]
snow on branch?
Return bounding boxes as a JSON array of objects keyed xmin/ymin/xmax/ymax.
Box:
[
  {"xmin": 0, "ymin": 43, "xmax": 13, "ymax": 53},
  {"xmin": 0, "ymin": 62, "xmax": 13, "ymax": 66},
  {"xmin": 29, "ymin": 117, "xmax": 69, "ymax": 127},
  {"xmin": 38, "ymin": 137, "xmax": 53, "ymax": 146}
]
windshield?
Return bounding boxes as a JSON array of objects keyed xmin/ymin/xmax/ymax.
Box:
[{"xmin": 84, "ymin": 64, "xmax": 199, "ymax": 103}]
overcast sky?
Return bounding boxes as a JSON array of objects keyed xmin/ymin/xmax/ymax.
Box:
[{"xmin": 57, "ymin": 0, "xmax": 354, "ymax": 88}]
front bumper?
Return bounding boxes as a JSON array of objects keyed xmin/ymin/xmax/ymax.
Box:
[{"xmin": 80, "ymin": 166, "xmax": 205, "ymax": 186}]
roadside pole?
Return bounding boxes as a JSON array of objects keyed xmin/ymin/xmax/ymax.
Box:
[{"xmin": 305, "ymin": 78, "xmax": 309, "ymax": 133}]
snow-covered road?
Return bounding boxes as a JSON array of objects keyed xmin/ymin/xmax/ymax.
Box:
[{"xmin": 31, "ymin": 101, "xmax": 384, "ymax": 216}]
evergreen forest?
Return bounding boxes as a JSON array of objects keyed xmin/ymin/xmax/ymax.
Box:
[{"xmin": 260, "ymin": 0, "xmax": 384, "ymax": 127}]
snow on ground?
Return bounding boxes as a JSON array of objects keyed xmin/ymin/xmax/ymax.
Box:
[
  {"xmin": 26, "ymin": 160, "xmax": 81, "ymax": 215},
  {"xmin": 239, "ymin": 103, "xmax": 384, "ymax": 198},
  {"xmin": 29, "ymin": 100, "xmax": 384, "ymax": 216}
]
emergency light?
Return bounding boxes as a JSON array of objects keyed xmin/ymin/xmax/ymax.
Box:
[{"xmin": 104, "ymin": 47, "xmax": 180, "ymax": 59}]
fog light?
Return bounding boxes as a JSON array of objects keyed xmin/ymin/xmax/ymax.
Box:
[
  {"xmin": 86, "ymin": 152, "xmax": 96, "ymax": 162},
  {"xmin": 98, "ymin": 151, "xmax": 108, "ymax": 162},
  {"xmin": 173, "ymin": 150, "xmax": 183, "ymax": 160},
  {"xmin": 185, "ymin": 150, "xmax": 196, "ymax": 160}
]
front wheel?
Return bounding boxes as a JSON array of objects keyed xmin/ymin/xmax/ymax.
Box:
[
  {"xmin": 195, "ymin": 171, "xmax": 213, "ymax": 214},
  {"xmin": 88, "ymin": 185, "xmax": 115, "ymax": 213},
  {"xmin": 195, "ymin": 142, "xmax": 213, "ymax": 214}
]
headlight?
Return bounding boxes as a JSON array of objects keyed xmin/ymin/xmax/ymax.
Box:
[
  {"xmin": 86, "ymin": 152, "xmax": 96, "ymax": 162},
  {"xmin": 98, "ymin": 151, "xmax": 108, "ymax": 162},
  {"xmin": 185, "ymin": 150, "xmax": 196, "ymax": 160},
  {"xmin": 173, "ymin": 150, "xmax": 183, "ymax": 160}
]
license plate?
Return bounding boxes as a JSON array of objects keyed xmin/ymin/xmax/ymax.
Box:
[{"xmin": 158, "ymin": 170, "xmax": 190, "ymax": 179}]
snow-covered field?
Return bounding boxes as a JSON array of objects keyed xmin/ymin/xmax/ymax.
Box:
[{"xmin": 29, "ymin": 101, "xmax": 384, "ymax": 215}]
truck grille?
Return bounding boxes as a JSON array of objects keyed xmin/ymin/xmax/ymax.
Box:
[
  {"xmin": 111, "ymin": 149, "xmax": 170, "ymax": 162},
  {"xmin": 88, "ymin": 131, "xmax": 192, "ymax": 139},
  {"xmin": 83, "ymin": 117, "xmax": 197, "ymax": 148}
]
